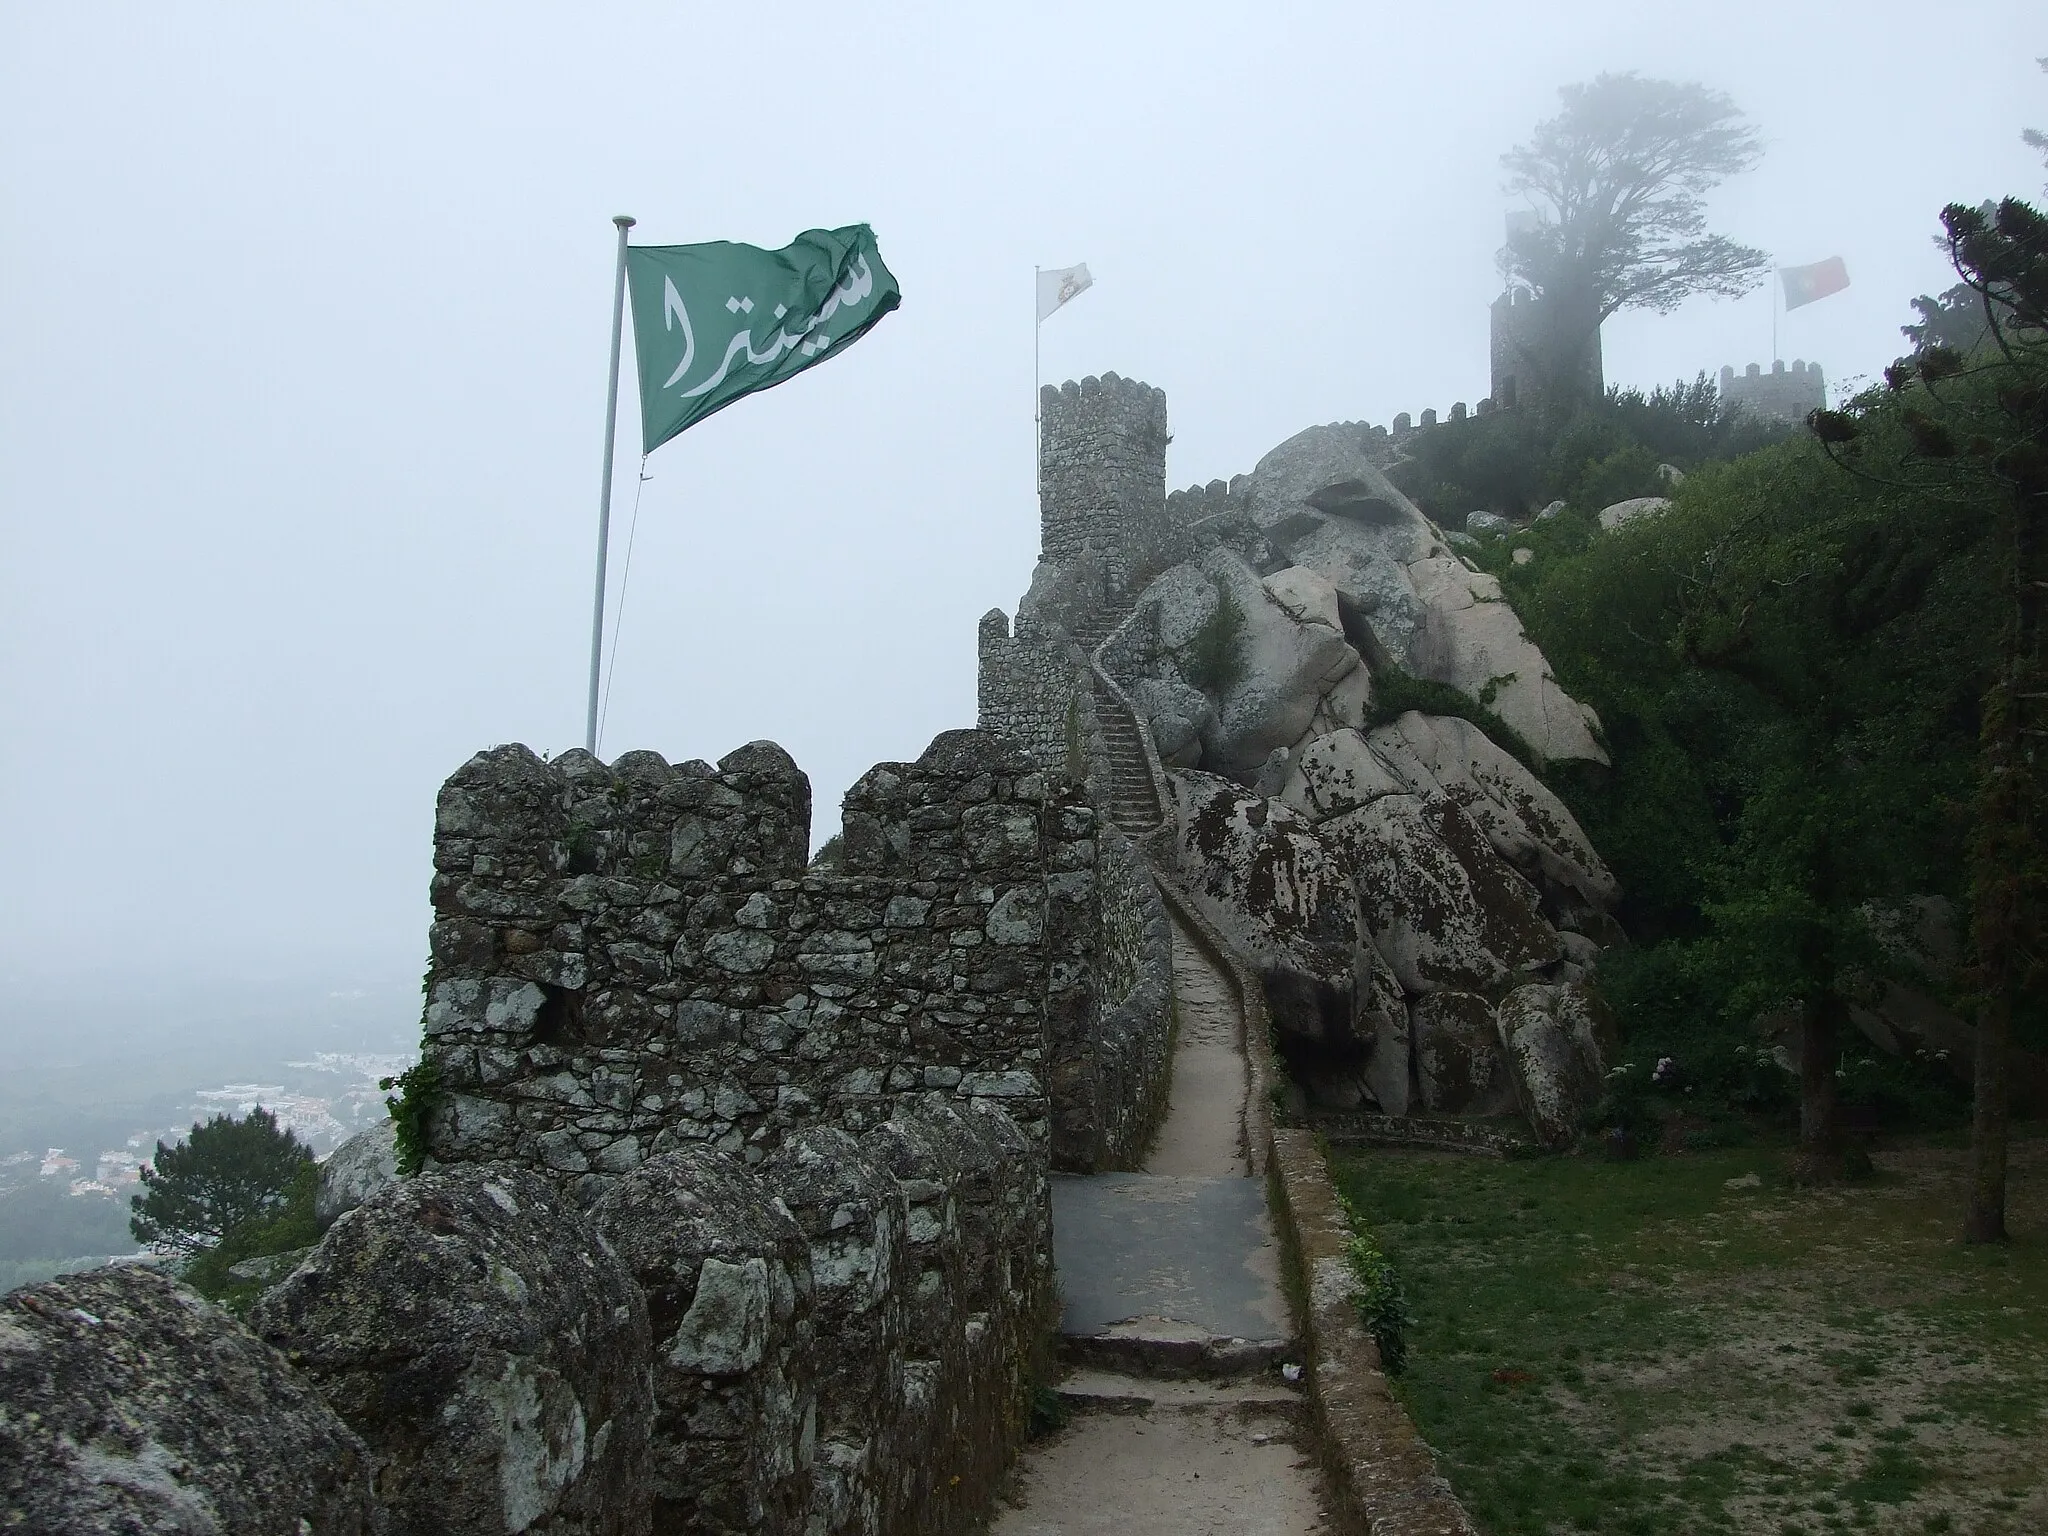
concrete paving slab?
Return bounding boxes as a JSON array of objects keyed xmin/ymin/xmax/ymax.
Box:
[
  {"xmin": 1051, "ymin": 1173, "xmax": 1290, "ymax": 1349},
  {"xmin": 989, "ymin": 1389, "xmax": 1333, "ymax": 1534},
  {"xmin": 1147, "ymin": 926, "xmax": 1250, "ymax": 1176}
]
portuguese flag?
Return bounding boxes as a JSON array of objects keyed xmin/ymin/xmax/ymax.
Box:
[{"xmin": 1779, "ymin": 257, "xmax": 1850, "ymax": 311}]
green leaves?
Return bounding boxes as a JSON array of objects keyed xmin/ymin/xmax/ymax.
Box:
[
  {"xmin": 1181, "ymin": 579, "xmax": 1248, "ymax": 696},
  {"xmin": 129, "ymin": 1106, "xmax": 313, "ymax": 1259},
  {"xmin": 380, "ymin": 1058, "xmax": 443, "ymax": 1178},
  {"xmin": 1339, "ymin": 1192, "xmax": 1412, "ymax": 1375}
]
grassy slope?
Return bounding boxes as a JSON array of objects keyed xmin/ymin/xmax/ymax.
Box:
[{"xmin": 1334, "ymin": 1136, "xmax": 2047, "ymax": 1536}]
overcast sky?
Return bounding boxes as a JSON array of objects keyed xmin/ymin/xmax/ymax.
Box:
[{"xmin": 3, "ymin": 4, "xmax": 2042, "ymax": 1022}]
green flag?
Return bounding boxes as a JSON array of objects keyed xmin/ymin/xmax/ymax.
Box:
[{"xmin": 624, "ymin": 224, "xmax": 900, "ymax": 454}]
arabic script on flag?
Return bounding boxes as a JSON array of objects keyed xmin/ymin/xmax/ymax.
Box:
[{"xmin": 624, "ymin": 226, "xmax": 901, "ymax": 454}]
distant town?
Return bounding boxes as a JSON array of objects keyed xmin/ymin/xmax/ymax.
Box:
[{"xmin": 0, "ymin": 1050, "xmax": 415, "ymax": 1204}]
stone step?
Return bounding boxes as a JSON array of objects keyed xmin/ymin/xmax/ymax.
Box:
[
  {"xmin": 1051, "ymin": 1173, "xmax": 1294, "ymax": 1381},
  {"xmin": 1054, "ymin": 1368, "xmax": 1307, "ymax": 1417}
]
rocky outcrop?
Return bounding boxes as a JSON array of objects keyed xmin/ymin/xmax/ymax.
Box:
[
  {"xmin": 1, "ymin": 1265, "xmax": 384, "ymax": 1535},
  {"xmin": 1169, "ymin": 710, "xmax": 1618, "ymax": 1132},
  {"xmin": 1167, "ymin": 770, "xmax": 1361, "ymax": 1042},
  {"xmin": 1246, "ymin": 423, "xmax": 1606, "ymax": 766},
  {"xmin": 1122, "ymin": 551, "xmax": 1368, "ymax": 782},
  {"xmin": 1323, "ymin": 792, "xmax": 1560, "ymax": 997},
  {"xmin": 1597, "ymin": 496, "xmax": 1671, "ymax": 531},
  {"xmin": 251, "ymin": 1165, "xmax": 655, "ymax": 1536},
  {"xmin": 316, "ymin": 1119, "xmax": 399, "ymax": 1230},
  {"xmin": 1413, "ymin": 992, "xmax": 1518, "ymax": 1117},
  {"xmin": 1496, "ymin": 982, "xmax": 1610, "ymax": 1147},
  {"xmin": 586, "ymin": 1149, "xmax": 815, "ymax": 1535},
  {"xmin": 984, "ymin": 383, "xmax": 1636, "ymax": 1150}
]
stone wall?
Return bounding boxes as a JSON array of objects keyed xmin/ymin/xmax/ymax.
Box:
[
  {"xmin": 976, "ymin": 607, "xmax": 1081, "ymax": 774},
  {"xmin": 403, "ymin": 724, "xmax": 1171, "ymax": 1528},
  {"xmin": 1042, "ymin": 818, "xmax": 1174, "ymax": 1171},
  {"xmin": 1038, "ymin": 372, "xmax": 1173, "ymax": 602},
  {"xmin": 420, "ymin": 730, "xmax": 1091, "ymax": 1187},
  {"xmin": 1083, "ymin": 824, "xmax": 1176, "ymax": 1163},
  {"xmin": 1720, "ymin": 358, "xmax": 1825, "ymax": 423},
  {"xmin": 1491, "ymin": 286, "xmax": 1602, "ymax": 411},
  {"xmin": 423, "ymin": 723, "xmax": 1172, "ymax": 1189},
  {"xmin": 1164, "ymin": 475, "xmax": 1249, "ymax": 530}
]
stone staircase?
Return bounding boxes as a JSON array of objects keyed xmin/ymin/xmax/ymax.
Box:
[
  {"xmin": 1067, "ymin": 607, "xmax": 1166, "ymax": 836},
  {"xmin": 1090, "ymin": 676, "xmax": 1164, "ymax": 833}
]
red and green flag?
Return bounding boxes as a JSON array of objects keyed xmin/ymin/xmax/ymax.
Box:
[{"xmin": 1779, "ymin": 257, "xmax": 1850, "ymax": 311}]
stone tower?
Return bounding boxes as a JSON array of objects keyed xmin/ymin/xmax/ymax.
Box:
[
  {"xmin": 1037, "ymin": 372, "xmax": 1171, "ymax": 605},
  {"xmin": 1718, "ymin": 360, "xmax": 1825, "ymax": 424},
  {"xmin": 1490, "ymin": 288, "xmax": 1602, "ymax": 412}
]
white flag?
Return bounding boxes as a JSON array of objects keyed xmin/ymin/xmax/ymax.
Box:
[{"xmin": 1036, "ymin": 263, "xmax": 1093, "ymax": 323}]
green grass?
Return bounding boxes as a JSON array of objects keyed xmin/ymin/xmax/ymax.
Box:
[{"xmin": 1332, "ymin": 1133, "xmax": 2048, "ymax": 1535}]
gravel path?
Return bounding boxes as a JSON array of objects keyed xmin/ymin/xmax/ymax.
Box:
[{"xmin": 988, "ymin": 917, "xmax": 1335, "ymax": 1534}]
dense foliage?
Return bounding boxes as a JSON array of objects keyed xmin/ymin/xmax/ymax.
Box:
[
  {"xmin": 129, "ymin": 1106, "xmax": 313, "ymax": 1258},
  {"xmin": 1388, "ymin": 376, "xmax": 1789, "ymax": 524},
  {"xmin": 179, "ymin": 1160, "xmax": 320, "ymax": 1314},
  {"xmin": 1338, "ymin": 1190, "xmax": 1411, "ymax": 1375},
  {"xmin": 381, "ymin": 1057, "xmax": 443, "ymax": 1177},
  {"xmin": 1419, "ymin": 215, "xmax": 2048, "ymax": 1166},
  {"xmin": 1182, "ymin": 579, "xmax": 1249, "ymax": 695}
]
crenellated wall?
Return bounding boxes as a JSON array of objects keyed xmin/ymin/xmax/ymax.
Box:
[
  {"xmin": 976, "ymin": 608, "xmax": 1083, "ymax": 777},
  {"xmin": 421, "ymin": 726, "xmax": 1170, "ymax": 1190},
  {"xmin": 375, "ymin": 724, "xmax": 1175, "ymax": 1530},
  {"xmin": 1720, "ymin": 358, "xmax": 1825, "ymax": 423},
  {"xmin": 1038, "ymin": 372, "xmax": 1173, "ymax": 603}
]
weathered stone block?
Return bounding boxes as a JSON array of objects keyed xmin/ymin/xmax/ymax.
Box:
[
  {"xmin": 760, "ymin": 1128, "xmax": 909, "ymax": 1536},
  {"xmin": 253, "ymin": 1166, "xmax": 654, "ymax": 1536},
  {"xmin": 588, "ymin": 1149, "xmax": 815, "ymax": 1536},
  {"xmin": 0, "ymin": 1266, "xmax": 384, "ymax": 1535}
]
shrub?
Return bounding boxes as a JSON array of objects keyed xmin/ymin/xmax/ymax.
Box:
[
  {"xmin": 380, "ymin": 1058, "xmax": 444, "ymax": 1177},
  {"xmin": 129, "ymin": 1107, "xmax": 313, "ymax": 1258},
  {"xmin": 1365, "ymin": 661, "xmax": 1540, "ymax": 772},
  {"xmin": 1339, "ymin": 1193, "xmax": 1412, "ymax": 1374},
  {"xmin": 180, "ymin": 1161, "xmax": 320, "ymax": 1316},
  {"xmin": 1183, "ymin": 580, "xmax": 1248, "ymax": 695}
]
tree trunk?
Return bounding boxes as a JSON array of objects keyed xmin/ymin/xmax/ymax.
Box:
[
  {"xmin": 1792, "ymin": 990, "xmax": 1844, "ymax": 1185},
  {"xmin": 1966, "ymin": 479, "xmax": 2043, "ymax": 1243},
  {"xmin": 1966, "ymin": 986, "xmax": 2011, "ymax": 1242}
]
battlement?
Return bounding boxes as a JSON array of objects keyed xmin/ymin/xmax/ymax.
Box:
[
  {"xmin": 1039, "ymin": 371, "xmax": 1169, "ymax": 434},
  {"xmin": 1719, "ymin": 359, "xmax": 1825, "ymax": 423},
  {"xmin": 1037, "ymin": 372, "xmax": 1174, "ymax": 609},
  {"xmin": 423, "ymin": 727, "xmax": 1172, "ymax": 1186},
  {"xmin": 1165, "ymin": 476, "xmax": 1249, "ymax": 526}
]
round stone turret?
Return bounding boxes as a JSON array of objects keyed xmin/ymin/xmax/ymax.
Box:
[{"xmin": 1038, "ymin": 372, "xmax": 1171, "ymax": 603}]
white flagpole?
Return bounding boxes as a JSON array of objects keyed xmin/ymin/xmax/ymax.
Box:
[
  {"xmin": 1772, "ymin": 268, "xmax": 1780, "ymax": 366},
  {"xmin": 1033, "ymin": 265, "xmax": 1042, "ymax": 470},
  {"xmin": 585, "ymin": 213, "xmax": 636, "ymax": 755}
]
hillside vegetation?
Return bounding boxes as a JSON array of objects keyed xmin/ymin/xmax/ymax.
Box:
[{"xmin": 1389, "ymin": 204, "xmax": 2047, "ymax": 1167}]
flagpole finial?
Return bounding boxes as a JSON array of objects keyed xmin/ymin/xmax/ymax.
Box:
[{"xmin": 613, "ymin": 214, "xmax": 636, "ymax": 230}]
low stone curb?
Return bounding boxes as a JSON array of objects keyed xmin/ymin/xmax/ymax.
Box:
[
  {"xmin": 1150, "ymin": 869, "xmax": 1478, "ymax": 1536},
  {"xmin": 1307, "ymin": 1110, "xmax": 1533, "ymax": 1160}
]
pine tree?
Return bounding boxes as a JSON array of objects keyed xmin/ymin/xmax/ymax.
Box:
[{"xmin": 129, "ymin": 1107, "xmax": 313, "ymax": 1258}]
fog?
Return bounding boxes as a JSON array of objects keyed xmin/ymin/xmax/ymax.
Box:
[{"xmin": 2, "ymin": 2, "xmax": 2041, "ymax": 1038}]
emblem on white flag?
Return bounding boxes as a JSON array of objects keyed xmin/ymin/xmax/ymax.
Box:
[{"xmin": 1036, "ymin": 263, "xmax": 1093, "ymax": 323}]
